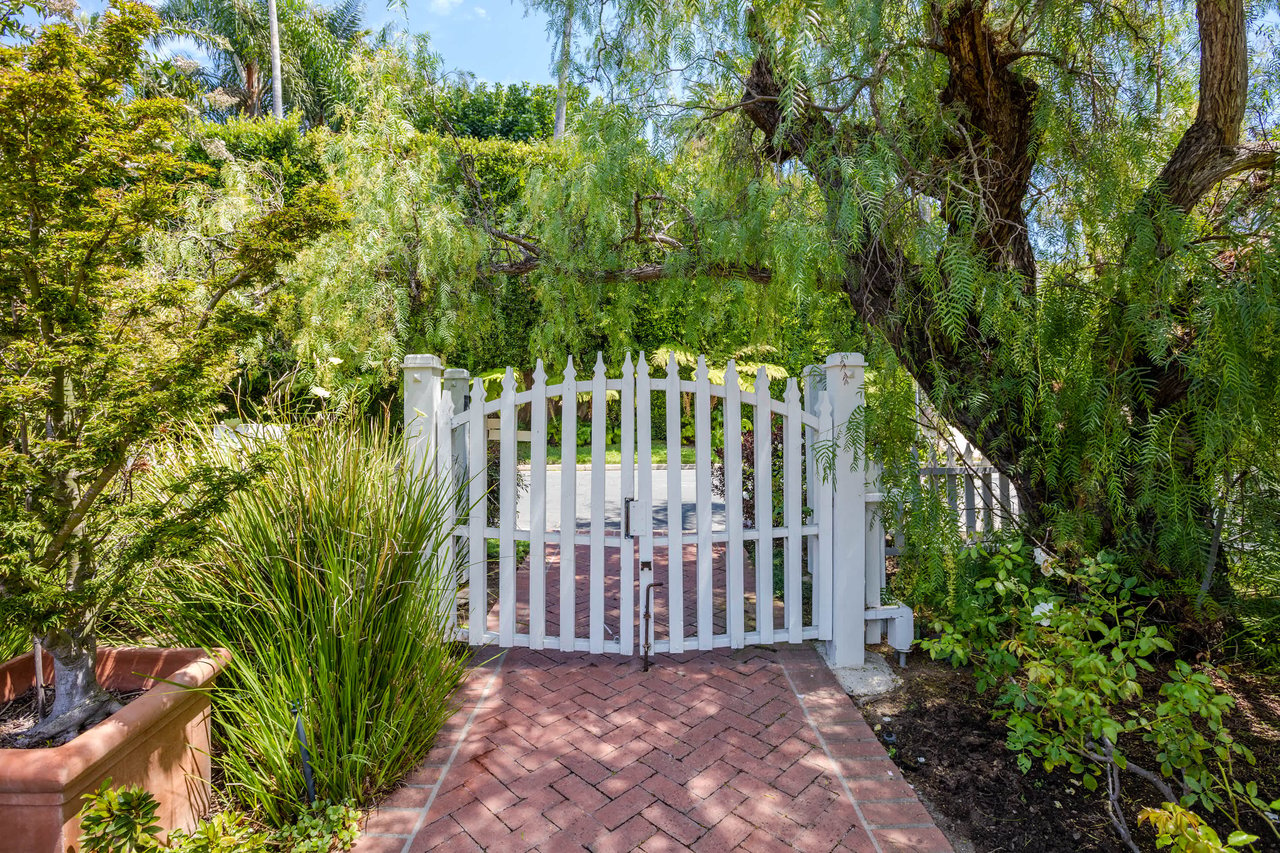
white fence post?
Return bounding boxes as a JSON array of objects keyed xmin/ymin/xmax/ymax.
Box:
[
  {"xmin": 403, "ymin": 355, "xmax": 444, "ymax": 480},
  {"xmin": 825, "ymin": 352, "xmax": 866, "ymax": 667}
]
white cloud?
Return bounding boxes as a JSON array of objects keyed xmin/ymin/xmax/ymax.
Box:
[
  {"xmin": 429, "ymin": 0, "xmax": 463, "ymax": 13},
  {"xmin": 474, "ymin": 6, "xmax": 487, "ymax": 16}
]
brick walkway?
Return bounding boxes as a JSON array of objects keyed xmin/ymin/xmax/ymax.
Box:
[{"xmin": 353, "ymin": 645, "xmax": 952, "ymax": 853}]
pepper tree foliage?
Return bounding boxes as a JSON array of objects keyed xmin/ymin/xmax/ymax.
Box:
[
  {"xmin": 0, "ymin": 0, "xmax": 343, "ymax": 731},
  {"xmin": 196, "ymin": 45, "xmax": 858, "ymax": 413},
  {"xmin": 489, "ymin": 0, "xmax": 1280, "ymax": 606}
]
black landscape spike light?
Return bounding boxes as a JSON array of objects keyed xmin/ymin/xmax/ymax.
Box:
[
  {"xmin": 32, "ymin": 637, "xmax": 44, "ymax": 718},
  {"xmin": 642, "ymin": 569, "xmax": 664, "ymax": 673},
  {"xmin": 290, "ymin": 699, "xmax": 317, "ymax": 805}
]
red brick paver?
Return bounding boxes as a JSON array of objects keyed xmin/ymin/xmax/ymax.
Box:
[{"xmin": 354, "ymin": 645, "xmax": 951, "ymax": 853}]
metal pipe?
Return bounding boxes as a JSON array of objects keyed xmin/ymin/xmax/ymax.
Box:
[{"xmin": 642, "ymin": 572, "xmax": 664, "ymax": 672}]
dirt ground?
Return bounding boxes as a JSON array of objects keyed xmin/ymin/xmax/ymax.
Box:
[
  {"xmin": 0, "ymin": 686, "xmax": 142, "ymax": 748},
  {"xmin": 856, "ymin": 650, "xmax": 1280, "ymax": 853}
]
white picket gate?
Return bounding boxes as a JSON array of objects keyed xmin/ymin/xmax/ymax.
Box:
[{"xmin": 403, "ymin": 352, "xmax": 910, "ymax": 667}]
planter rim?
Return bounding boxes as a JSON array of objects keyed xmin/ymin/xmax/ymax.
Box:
[{"xmin": 0, "ymin": 646, "xmax": 229, "ymax": 794}]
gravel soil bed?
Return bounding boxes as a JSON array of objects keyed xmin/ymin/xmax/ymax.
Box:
[{"xmin": 857, "ymin": 652, "xmax": 1280, "ymax": 852}]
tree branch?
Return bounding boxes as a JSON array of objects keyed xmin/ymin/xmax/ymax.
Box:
[
  {"xmin": 488, "ymin": 258, "xmax": 771, "ymax": 284},
  {"xmin": 1151, "ymin": 0, "xmax": 1274, "ymax": 213}
]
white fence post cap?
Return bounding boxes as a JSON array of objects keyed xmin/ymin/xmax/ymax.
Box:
[
  {"xmin": 403, "ymin": 354, "xmax": 443, "ymax": 369},
  {"xmin": 824, "ymin": 352, "xmax": 865, "ymax": 368}
]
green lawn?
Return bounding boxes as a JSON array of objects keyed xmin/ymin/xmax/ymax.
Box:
[{"xmin": 516, "ymin": 441, "xmax": 698, "ymax": 466}]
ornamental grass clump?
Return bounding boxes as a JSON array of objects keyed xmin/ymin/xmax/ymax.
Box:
[{"xmin": 155, "ymin": 418, "xmax": 467, "ymax": 826}]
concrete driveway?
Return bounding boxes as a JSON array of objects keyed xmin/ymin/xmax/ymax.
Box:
[{"xmin": 514, "ymin": 465, "xmax": 727, "ymax": 535}]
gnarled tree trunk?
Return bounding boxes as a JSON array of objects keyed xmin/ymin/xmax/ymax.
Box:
[{"xmin": 734, "ymin": 0, "xmax": 1271, "ymax": 583}]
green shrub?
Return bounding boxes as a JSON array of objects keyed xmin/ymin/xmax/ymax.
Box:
[
  {"xmin": 1139, "ymin": 803, "xmax": 1260, "ymax": 852},
  {"xmin": 78, "ymin": 780, "xmax": 357, "ymax": 852},
  {"xmin": 151, "ymin": 417, "xmax": 468, "ymax": 826},
  {"xmin": 185, "ymin": 115, "xmax": 326, "ymax": 201},
  {"xmin": 924, "ymin": 547, "xmax": 1279, "ymax": 849}
]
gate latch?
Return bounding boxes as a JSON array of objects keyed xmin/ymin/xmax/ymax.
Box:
[{"xmin": 624, "ymin": 498, "xmax": 651, "ymax": 539}]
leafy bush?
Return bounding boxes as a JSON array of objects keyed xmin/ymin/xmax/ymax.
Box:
[
  {"xmin": 1139, "ymin": 803, "xmax": 1259, "ymax": 852},
  {"xmin": 412, "ymin": 81, "xmax": 588, "ymax": 143},
  {"xmin": 711, "ymin": 417, "xmax": 788, "ymax": 529},
  {"xmin": 78, "ymin": 780, "xmax": 357, "ymax": 852},
  {"xmin": 924, "ymin": 546, "xmax": 1279, "ymax": 850},
  {"xmin": 149, "ymin": 418, "xmax": 467, "ymax": 825},
  {"xmin": 185, "ymin": 114, "xmax": 326, "ymax": 201}
]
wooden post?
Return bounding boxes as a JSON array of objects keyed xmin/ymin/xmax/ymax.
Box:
[
  {"xmin": 402, "ymin": 355, "xmax": 443, "ymax": 482},
  {"xmin": 824, "ymin": 353, "xmax": 866, "ymax": 667}
]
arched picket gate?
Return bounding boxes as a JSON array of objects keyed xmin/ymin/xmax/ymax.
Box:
[{"xmin": 403, "ymin": 351, "xmax": 911, "ymax": 667}]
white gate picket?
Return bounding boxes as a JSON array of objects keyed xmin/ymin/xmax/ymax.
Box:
[
  {"xmin": 436, "ymin": 387, "xmax": 456, "ymax": 633},
  {"xmin": 619, "ymin": 353, "xmax": 636, "ymax": 654},
  {"xmin": 963, "ymin": 446, "xmax": 977, "ymax": 535},
  {"xmin": 784, "ymin": 378, "xmax": 803, "ymax": 642},
  {"xmin": 999, "ymin": 474, "xmax": 1012, "ymax": 528},
  {"xmin": 498, "ymin": 369, "xmax": 517, "ymax": 646},
  {"xmin": 637, "ymin": 354, "xmax": 654, "ymax": 571},
  {"xmin": 754, "ymin": 366, "xmax": 775, "ymax": 644},
  {"xmin": 467, "ymin": 376, "xmax": 487, "ymax": 644},
  {"xmin": 559, "ymin": 357, "xmax": 577, "ymax": 650},
  {"xmin": 636, "ymin": 354, "xmax": 655, "ymax": 655},
  {"xmin": 664, "ymin": 353, "xmax": 684, "ymax": 654},
  {"xmin": 529, "ymin": 360, "xmax": 548, "ymax": 649},
  {"xmin": 694, "ymin": 356, "xmax": 713, "ymax": 650},
  {"xmin": 590, "ymin": 354, "xmax": 606, "ymax": 654},
  {"xmin": 981, "ymin": 471, "xmax": 995, "ymax": 531},
  {"xmin": 815, "ymin": 391, "xmax": 834, "ymax": 641},
  {"xmin": 724, "ymin": 360, "xmax": 745, "ymax": 648}
]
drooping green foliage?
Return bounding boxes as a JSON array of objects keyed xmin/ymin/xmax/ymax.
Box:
[
  {"xmin": 507, "ymin": 0, "xmax": 1280, "ymax": 610},
  {"xmin": 180, "ymin": 49, "xmax": 861, "ymax": 413}
]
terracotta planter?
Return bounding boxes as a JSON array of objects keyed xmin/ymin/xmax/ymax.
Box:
[{"xmin": 0, "ymin": 646, "xmax": 230, "ymax": 853}]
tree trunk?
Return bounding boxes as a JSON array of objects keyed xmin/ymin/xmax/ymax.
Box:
[
  {"xmin": 553, "ymin": 3, "xmax": 573, "ymax": 140},
  {"xmin": 733, "ymin": 0, "xmax": 1269, "ymax": 583},
  {"xmin": 244, "ymin": 62, "xmax": 261, "ymax": 117},
  {"xmin": 42, "ymin": 622, "xmax": 107, "ymax": 721},
  {"xmin": 267, "ymin": 0, "xmax": 284, "ymax": 120}
]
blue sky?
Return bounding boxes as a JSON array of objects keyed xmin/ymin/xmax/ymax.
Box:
[
  {"xmin": 374, "ymin": 1, "xmax": 558, "ymax": 85},
  {"xmin": 73, "ymin": 0, "xmax": 560, "ymax": 85}
]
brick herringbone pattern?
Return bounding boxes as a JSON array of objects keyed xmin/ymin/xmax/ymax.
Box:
[{"xmin": 354, "ymin": 646, "xmax": 952, "ymax": 853}]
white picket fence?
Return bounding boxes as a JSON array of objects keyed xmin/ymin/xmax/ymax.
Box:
[{"xmin": 404, "ymin": 352, "xmax": 910, "ymax": 667}]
